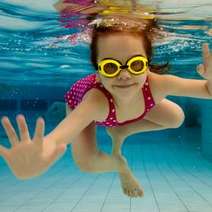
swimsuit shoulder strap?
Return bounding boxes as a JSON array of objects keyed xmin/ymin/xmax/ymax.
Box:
[
  {"xmin": 93, "ymin": 79, "xmax": 116, "ymax": 124},
  {"xmin": 142, "ymin": 76, "xmax": 155, "ymax": 111}
]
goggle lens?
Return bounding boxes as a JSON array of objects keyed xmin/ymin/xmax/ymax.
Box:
[
  {"xmin": 130, "ymin": 60, "xmax": 144, "ymax": 72},
  {"xmin": 103, "ymin": 62, "xmax": 118, "ymax": 74}
]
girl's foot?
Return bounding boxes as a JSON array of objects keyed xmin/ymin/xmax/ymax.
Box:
[
  {"xmin": 107, "ymin": 128, "xmax": 144, "ymax": 197},
  {"xmin": 113, "ymin": 155, "xmax": 144, "ymax": 197},
  {"xmin": 119, "ymin": 169, "xmax": 144, "ymax": 197}
]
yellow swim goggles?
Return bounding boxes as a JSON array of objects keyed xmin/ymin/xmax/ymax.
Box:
[{"xmin": 97, "ymin": 55, "xmax": 148, "ymax": 78}]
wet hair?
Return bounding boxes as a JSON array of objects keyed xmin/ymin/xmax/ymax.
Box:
[{"xmin": 90, "ymin": 18, "xmax": 169, "ymax": 74}]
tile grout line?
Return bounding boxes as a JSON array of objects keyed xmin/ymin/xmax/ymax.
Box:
[
  {"xmin": 151, "ymin": 143, "xmax": 191, "ymax": 212},
  {"xmin": 139, "ymin": 145, "xmax": 161, "ymax": 212}
]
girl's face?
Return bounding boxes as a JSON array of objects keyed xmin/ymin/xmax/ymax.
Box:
[{"xmin": 96, "ymin": 32, "xmax": 149, "ymax": 101}]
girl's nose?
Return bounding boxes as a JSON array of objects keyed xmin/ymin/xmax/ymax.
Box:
[{"xmin": 117, "ymin": 68, "xmax": 131, "ymax": 80}]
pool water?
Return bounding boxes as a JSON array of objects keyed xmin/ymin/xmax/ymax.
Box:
[{"xmin": 0, "ymin": 1, "xmax": 212, "ymax": 211}]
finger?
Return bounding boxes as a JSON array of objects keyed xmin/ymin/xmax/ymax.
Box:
[
  {"xmin": 0, "ymin": 145, "xmax": 9, "ymax": 158},
  {"xmin": 33, "ymin": 117, "xmax": 45, "ymax": 144},
  {"xmin": 203, "ymin": 43, "xmax": 210, "ymax": 64},
  {"xmin": 1, "ymin": 116, "xmax": 19, "ymax": 146},
  {"xmin": 16, "ymin": 115, "xmax": 31, "ymax": 142}
]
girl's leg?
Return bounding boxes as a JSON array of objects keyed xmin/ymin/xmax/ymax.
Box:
[
  {"xmin": 68, "ymin": 104, "xmax": 144, "ymax": 197},
  {"xmin": 70, "ymin": 119, "xmax": 143, "ymax": 197},
  {"xmin": 66, "ymin": 106, "xmax": 144, "ymax": 198},
  {"xmin": 110, "ymin": 134, "xmax": 144, "ymax": 197},
  {"xmin": 106, "ymin": 99, "xmax": 185, "ymax": 197},
  {"xmin": 66, "ymin": 105, "xmax": 119, "ymax": 173},
  {"xmin": 71, "ymin": 121, "xmax": 118, "ymax": 173},
  {"xmin": 68, "ymin": 99, "xmax": 184, "ymax": 197}
]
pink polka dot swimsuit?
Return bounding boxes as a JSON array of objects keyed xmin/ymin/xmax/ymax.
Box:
[{"xmin": 64, "ymin": 74, "xmax": 155, "ymax": 127}]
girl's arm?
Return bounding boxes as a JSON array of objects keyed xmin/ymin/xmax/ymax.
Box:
[
  {"xmin": 44, "ymin": 89, "xmax": 107, "ymax": 146},
  {"xmin": 150, "ymin": 43, "xmax": 212, "ymax": 99},
  {"xmin": 155, "ymin": 74, "xmax": 212, "ymax": 99},
  {"xmin": 0, "ymin": 90, "xmax": 105, "ymax": 179}
]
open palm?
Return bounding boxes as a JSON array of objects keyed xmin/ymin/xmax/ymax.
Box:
[{"xmin": 0, "ymin": 115, "xmax": 66, "ymax": 179}]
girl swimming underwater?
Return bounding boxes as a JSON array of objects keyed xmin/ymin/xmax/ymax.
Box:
[{"xmin": 0, "ymin": 7, "xmax": 212, "ymax": 198}]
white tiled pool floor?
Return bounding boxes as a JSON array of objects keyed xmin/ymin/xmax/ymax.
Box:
[{"xmin": 0, "ymin": 127, "xmax": 212, "ymax": 212}]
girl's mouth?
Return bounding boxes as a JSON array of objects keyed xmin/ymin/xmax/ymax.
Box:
[{"xmin": 114, "ymin": 83, "xmax": 137, "ymax": 88}]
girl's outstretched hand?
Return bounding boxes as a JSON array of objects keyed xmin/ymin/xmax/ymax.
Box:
[
  {"xmin": 0, "ymin": 115, "xmax": 66, "ymax": 179},
  {"xmin": 197, "ymin": 43, "xmax": 212, "ymax": 79}
]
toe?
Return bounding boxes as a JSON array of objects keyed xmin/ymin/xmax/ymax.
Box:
[
  {"xmin": 127, "ymin": 189, "xmax": 132, "ymax": 197},
  {"xmin": 129, "ymin": 190, "xmax": 135, "ymax": 197},
  {"xmin": 134, "ymin": 190, "xmax": 139, "ymax": 198},
  {"xmin": 123, "ymin": 188, "xmax": 129, "ymax": 196},
  {"xmin": 133, "ymin": 189, "xmax": 139, "ymax": 198},
  {"xmin": 138, "ymin": 189, "xmax": 144, "ymax": 197}
]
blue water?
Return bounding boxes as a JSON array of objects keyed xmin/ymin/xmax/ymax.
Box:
[{"xmin": 0, "ymin": 1, "xmax": 212, "ymax": 212}]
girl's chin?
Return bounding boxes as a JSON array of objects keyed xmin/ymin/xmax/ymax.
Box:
[{"xmin": 112, "ymin": 85, "xmax": 140, "ymax": 98}]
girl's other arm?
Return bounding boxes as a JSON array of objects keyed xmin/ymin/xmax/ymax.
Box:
[
  {"xmin": 157, "ymin": 74, "xmax": 212, "ymax": 99},
  {"xmin": 150, "ymin": 43, "xmax": 212, "ymax": 99}
]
